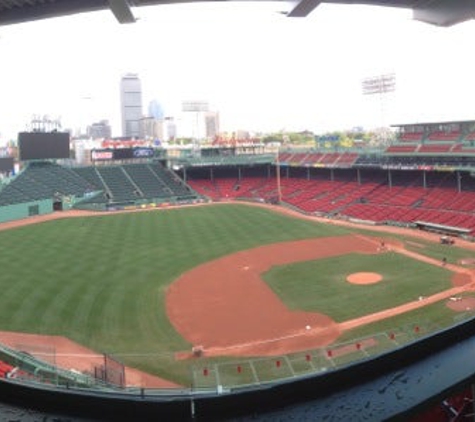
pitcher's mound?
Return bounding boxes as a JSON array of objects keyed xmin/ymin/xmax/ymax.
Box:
[{"xmin": 347, "ymin": 272, "xmax": 382, "ymax": 285}]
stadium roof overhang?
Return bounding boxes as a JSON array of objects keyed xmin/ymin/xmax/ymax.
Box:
[
  {"xmin": 391, "ymin": 119, "xmax": 475, "ymax": 128},
  {"xmin": 0, "ymin": 0, "xmax": 473, "ymax": 27}
]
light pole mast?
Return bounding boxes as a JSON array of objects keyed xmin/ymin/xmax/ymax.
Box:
[
  {"xmin": 362, "ymin": 73, "xmax": 396, "ymax": 134},
  {"xmin": 276, "ymin": 148, "xmax": 282, "ymax": 204}
]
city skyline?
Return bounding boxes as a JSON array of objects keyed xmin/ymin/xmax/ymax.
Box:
[{"xmin": 1, "ymin": 3, "xmax": 475, "ymax": 142}]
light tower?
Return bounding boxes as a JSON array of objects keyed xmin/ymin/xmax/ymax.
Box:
[
  {"xmin": 182, "ymin": 101, "xmax": 209, "ymax": 145},
  {"xmin": 362, "ymin": 73, "xmax": 396, "ymax": 129}
]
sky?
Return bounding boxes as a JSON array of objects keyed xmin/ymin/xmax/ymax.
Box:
[{"xmin": 0, "ymin": 2, "xmax": 475, "ymax": 141}]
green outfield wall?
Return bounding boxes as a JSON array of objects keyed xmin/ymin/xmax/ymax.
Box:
[{"xmin": 0, "ymin": 199, "xmax": 53, "ymax": 223}]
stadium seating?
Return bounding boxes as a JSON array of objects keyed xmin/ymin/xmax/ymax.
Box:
[
  {"xmin": 385, "ymin": 144, "xmax": 419, "ymax": 154},
  {"xmin": 72, "ymin": 163, "xmax": 197, "ymax": 204},
  {"xmin": 189, "ymin": 166, "xmax": 475, "ymax": 234},
  {"xmin": 187, "ymin": 179, "xmax": 220, "ymax": 200},
  {"xmin": 418, "ymin": 144, "xmax": 454, "ymax": 153},
  {"xmin": 72, "ymin": 166, "xmax": 105, "ymax": 191},
  {"xmin": 301, "ymin": 153, "xmax": 324, "ymax": 165},
  {"xmin": 29, "ymin": 162, "xmax": 96, "ymax": 196},
  {"xmin": 0, "ymin": 183, "xmax": 32, "ymax": 206},
  {"xmin": 427, "ymin": 130, "xmax": 461, "ymax": 142},
  {"xmin": 399, "ymin": 132, "xmax": 424, "ymax": 142},
  {"xmin": 122, "ymin": 164, "xmax": 173, "ymax": 199},
  {"xmin": 465, "ymin": 131, "xmax": 475, "ymax": 141},
  {"xmin": 147, "ymin": 163, "xmax": 193, "ymax": 198},
  {"xmin": 6, "ymin": 158, "xmax": 475, "ymax": 236},
  {"xmin": 94, "ymin": 166, "xmax": 140, "ymax": 203},
  {"xmin": 213, "ymin": 178, "xmax": 240, "ymax": 199},
  {"xmin": 0, "ymin": 162, "xmax": 97, "ymax": 205},
  {"xmin": 450, "ymin": 143, "xmax": 475, "ymax": 154},
  {"xmin": 409, "ymin": 388, "xmax": 473, "ymax": 422},
  {"xmin": 277, "ymin": 152, "xmax": 293, "ymax": 163},
  {"xmin": 318, "ymin": 153, "xmax": 340, "ymax": 165},
  {"xmin": 334, "ymin": 152, "xmax": 359, "ymax": 166},
  {"xmin": 278, "ymin": 152, "xmax": 359, "ymax": 166},
  {"xmin": 0, "ymin": 361, "xmax": 13, "ymax": 378}
]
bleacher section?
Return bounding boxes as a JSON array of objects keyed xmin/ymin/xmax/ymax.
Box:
[
  {"xmin": 72, "ymin": 162, "xmax": 197, "ymax": 205},
  {"xmin": 148, "ymin": 163, "xmax": 192, "ymax": 198},
  {"xmin": 0, "ymin": 162, "xmax": 96, "ymax": 206},
  {"xmin": 122, "ymin": 164, "xmax": 172, "ymax": 198},
  {"xmin": 95, "ymin": 166, "xmax": 139, "ymax": 203},
  {"xmin": 72, "ymin": 166, "xmax": 106, "ymax": 191},
  {"xmin": 0, "ymin": 161, "xmax": 199, "ymax": 209}
]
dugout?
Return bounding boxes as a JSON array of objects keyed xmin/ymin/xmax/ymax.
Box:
[{"xmin": 414, "ymin": 220, "xmax": 471, "ymax": 237}]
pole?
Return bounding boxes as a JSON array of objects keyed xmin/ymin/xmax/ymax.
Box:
[{"xmin": 276, "ymin": 149, "xmax": 282, "ymax": 204}]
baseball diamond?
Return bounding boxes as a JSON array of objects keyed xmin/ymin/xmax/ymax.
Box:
[{"xmin": 0, "ymin": 202, "xmax": 473, "ymax": 388}]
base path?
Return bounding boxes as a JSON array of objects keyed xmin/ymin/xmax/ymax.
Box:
[{"xmin": 166, "ymin": 235, "xmax": 378, "ymax": 357}]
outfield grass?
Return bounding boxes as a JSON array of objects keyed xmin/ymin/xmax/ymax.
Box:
[
  {"xmin": 262, "ymin": 252, "xmax": 453, "ymax": 321},
  {"xmin": 0, "ymin": 203, "xmax": 470, "ymax": 385}
]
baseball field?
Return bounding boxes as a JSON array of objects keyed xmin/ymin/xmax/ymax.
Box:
[{"xmin": 0, "ymin": 202, "xmax": 473, "ymax": 386}]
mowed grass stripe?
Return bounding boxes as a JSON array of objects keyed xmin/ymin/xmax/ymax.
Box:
[
  {"xmin": 0, "ymin": 204, "xmax": 349, "ymax": 380},
  {"xmin": 263, "ymin": 252, "xmax": 452, "ymax": 322}
]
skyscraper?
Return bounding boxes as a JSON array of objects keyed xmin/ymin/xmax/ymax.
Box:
[
  {"xmin": 148, "ymin": 99, "xmax": 165, "ymax": 121},
  {"xmin": 120, "ymin": 73, "xmax": 143, "ymax": 138},
  {"xmin": 205, "ymin": 111, "xmax": 220, "ymax": 139},
  {"xmin": 87, "ymin": 120, "xmax": 112, "ymax": 139}
]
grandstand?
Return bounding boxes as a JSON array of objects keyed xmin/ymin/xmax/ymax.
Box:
[
  {"xmin": 2, "ymin": 119, "xmax": 475, "ymax": 237},
  {"xmin": 179, "ymin": 119, "xmax": 475, "ymax": 239},
  {"xmin": 187, "ymin": 163, "xmax": 475, "ymax": 237}
]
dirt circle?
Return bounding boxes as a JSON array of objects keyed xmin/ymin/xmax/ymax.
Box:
[
  {"xmin": 347, "ymin": 272, "xmax": 383, "ymax": 285},
  {"xmin": 446, "ymin": 296, "xmax": 475, "ymax": 312}
]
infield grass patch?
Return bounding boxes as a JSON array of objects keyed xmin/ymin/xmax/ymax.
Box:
[{"xmin": 262, "ymin": 251, "xmax": 453, "ymax": 321}]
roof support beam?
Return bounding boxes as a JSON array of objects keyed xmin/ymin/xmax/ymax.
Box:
[
  {"xmin": 287, "ymin": 0, "xmax": 323, "ymax": 17},
  {"xmin": 108, "ymin": 0, "xmax": 136, "ymax": 24},
  {"xmin": 413, "ymin": 0, "xmax": 475, "ymax": 27}
]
